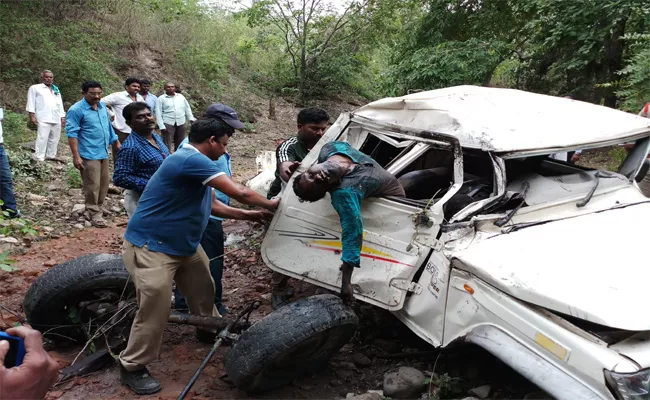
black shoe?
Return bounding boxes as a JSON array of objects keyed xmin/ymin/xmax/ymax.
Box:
[
  {"xmin": 216, "ymin": 303, "xmax": 229, "ymax": 316},
  {"xmin": 3, "ymin": 209, "xmax": 22, "ymax": 219},
  {"xmin": 119, "ymin": 364, "xmax": 161, "ymax": 395},
  {"xmin": 196, "ymin": 329, "xmax": 217, "ymax": 344}
]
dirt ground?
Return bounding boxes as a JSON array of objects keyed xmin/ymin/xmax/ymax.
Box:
[{"xmin": 0, "ymin": 218, "xmax": 541, "ymax": 400}]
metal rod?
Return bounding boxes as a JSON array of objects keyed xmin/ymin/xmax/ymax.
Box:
[
  {"xmin": 176, "ymin": 301, "xmax": 261, "ymax": 400},
  {"xmin": 167, "ymin": 313, "xmax": 234, "ymax": 330}
]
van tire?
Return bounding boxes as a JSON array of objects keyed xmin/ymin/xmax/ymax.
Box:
[
  {"xmin": 224, "ymin": 294, "xmax": 359, "ymax": 393},
  {"xmin": 23, "ymin": 254, "xmax": 133, "ymax": 341}
]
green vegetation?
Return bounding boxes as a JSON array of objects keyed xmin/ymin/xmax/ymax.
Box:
[
  {"xmin": 381, "ymin": 0, "xmax": 650, "ymax": 110},
  {"xmin": 0, "ymin": 251, "xmax": 19, "ymax": 272},
  {"xmin": 1, "ymin": 0, "xmax": 649, "ymax": 114},
  {"xmin": 66, "ymin": 163, "xmax": 83, "ymax": 189}
]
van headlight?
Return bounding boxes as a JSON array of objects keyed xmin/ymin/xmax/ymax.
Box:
[{"xmin": 606, "ymin": 369, "xmax": 650, "ymax": 399}]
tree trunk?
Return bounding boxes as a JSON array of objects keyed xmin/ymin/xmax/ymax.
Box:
[
  {"xmin": 269, "ymin": 94, "xmax": 277, "ymax": 120},
  {"xmin": 298, "ymin": 56, "xmax": 308, "ymax": 106},
  {"xmin": 603, "ymin": 16, "xmax": 628, "ymax": 108}
]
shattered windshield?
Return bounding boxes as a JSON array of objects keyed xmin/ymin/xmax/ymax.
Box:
[{"xmin": 505, "ymin": 138, "xmax": 650, "ymax": 208}]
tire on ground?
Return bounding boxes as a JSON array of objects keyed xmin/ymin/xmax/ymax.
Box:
[
  {"xmin": 23, "ymin": 254, "xmax": 133, "ymax": 340},
  {"xmin": 224, "ymin": 294, "xmax": 359, "ymax": 393}
]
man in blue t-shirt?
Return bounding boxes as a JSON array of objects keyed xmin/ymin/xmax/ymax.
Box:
[
  {"xmin": 118, "ymin": 118, "xmax": 278, "ymax": 395},
  {"xmin": 174, "ymin": 103, "xmax": 236, "ymax": 315}
]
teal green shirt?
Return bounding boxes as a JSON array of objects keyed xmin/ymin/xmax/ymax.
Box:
[{"xmin": 320, "ymin": 142, "xmax": 405, "ymax": 267}]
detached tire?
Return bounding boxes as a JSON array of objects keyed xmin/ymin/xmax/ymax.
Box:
[
  {"xmin": 225, "ymin": 294, "xmax": 359, "ymax": 393},
  {"xmin": 23, "ymin": 254, "xmax": 133, "ymax": 341}
]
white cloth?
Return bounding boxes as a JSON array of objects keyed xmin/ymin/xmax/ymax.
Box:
[
  {"xmin": 155, "ymin": 93, "xmax": 195, "ymax": 130},
  {"xmin": 549, "ymin": 152, "xmax": 568, "ymax": 162},
  {"xmin": 35, "ymin": 122, "xmax": 61, "ymax": 160},
  {"xmin": 124, "ymin": 189, "xmax": 141, "ymax": 218},
  {"xmin": 26, "ymin": 84, "xmax": 65, "ymax": 124},
  {"xmin": 101, "ymin": 91, "xmax": 144, "ymax": 133}
]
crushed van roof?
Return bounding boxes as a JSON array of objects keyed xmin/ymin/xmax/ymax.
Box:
[{"xmin": 354, "ymin": 85, "xmax": 650, "ymax": 153}]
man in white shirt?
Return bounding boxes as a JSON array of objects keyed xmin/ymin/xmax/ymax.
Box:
[
  {"xmin": 155, "ymin": 82, "xmax": 195, "ymax": 152},
  {"xmin": 26, "ymin": 70, "xmax": 65, "ymax": 162},
  {"xmin": 102, "ymin": 77, "xmax": 144, "ymax": 143}
]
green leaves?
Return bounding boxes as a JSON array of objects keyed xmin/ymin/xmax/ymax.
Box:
[{"xmin": 0, "ymin": 251, "xmax": 19, "ymax": 273}]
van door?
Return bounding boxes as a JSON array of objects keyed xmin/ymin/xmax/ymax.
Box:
[{"xmin": 261, "ymin": 114, "xmax": 462, "ymax": 311}]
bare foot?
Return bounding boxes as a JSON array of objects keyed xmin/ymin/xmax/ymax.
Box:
[{"xmin": 339, "ymin": 262, "xmax": 354, "ymax": 303}]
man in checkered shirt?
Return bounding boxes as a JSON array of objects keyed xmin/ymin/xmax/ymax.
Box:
[{"xmin": 113, "ymin": 102, "xmax": 170, "ymax": 217}]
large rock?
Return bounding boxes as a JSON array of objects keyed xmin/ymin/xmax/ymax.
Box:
[
  {"xmin": 26, "ymin": 193, "xmax": 47, "ymax": 202},
  {"xmin": 468, "ymin": 385, "xmax": 491, "ymax": 399},
  {"xmin": 346, "ymin": 393, "xmax": 382, "ymax": 400},
  {"xmin": 71, "ymin": 204, "xmax": 85, "ymax": 214},
  {"xmin": 351, "ymin": 353, "xmax": 372, "ymax": 367},
  {"xmin": 383, "ymin": 367, "xmax": 427, "ymax": 399}
]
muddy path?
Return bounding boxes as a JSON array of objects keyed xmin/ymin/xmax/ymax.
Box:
[{"xmin": 1, "ymin": 220, "xmax": 539, "ymax": 400}]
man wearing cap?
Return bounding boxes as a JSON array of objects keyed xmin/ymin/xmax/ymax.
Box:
[
  {"xmin": 118, "ymin": 114, "xmax": 278, "ymax": 394},
  {"xmin": 173, "ymin": 103, "xmax": 243, "ymax": 315}
]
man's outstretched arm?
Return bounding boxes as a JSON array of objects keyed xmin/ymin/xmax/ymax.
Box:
[{"xmin": 207, "ymin": 174, "xmax": 279, "ymax": 211}]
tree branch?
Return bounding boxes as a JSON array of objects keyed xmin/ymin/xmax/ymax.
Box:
[
  {"xmin": 309, "ymin": 0, "xmax": 369, "ymax": 63},
  {"xmin": 272, "ymin": 0, "xmax": 300, "ymax": 40}
]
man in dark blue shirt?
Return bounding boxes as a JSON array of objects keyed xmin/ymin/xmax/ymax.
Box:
[
  {"xmin": 113, "ymin": 102, "xmax": 169, "ymax": 217},
  {"xmin": 118, "ymin": 118, "xmax": 278, "ymax": 395}
]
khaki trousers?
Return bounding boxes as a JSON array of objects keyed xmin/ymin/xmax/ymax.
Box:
[
  {"xmin": 119, "ymin": 241, "xmax": 220, "ymax": 371},
  {"xmin": 82, "ymin": 158, "xmax": 109, "ymax": 220}
]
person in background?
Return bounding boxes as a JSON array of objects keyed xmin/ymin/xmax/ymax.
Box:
[
  {"xmin": 266, "ymin": 107, "xmax": 329, "ymax": 309},
  {"xmin": 26, "ymin": 70, "xmax": 65, "ymax": 162},
  {"xmin": 173, "ymin": 103, "xmax": 243, "ymax": 315},
  {"xmin": 113, "ymin": 102, "xmax": 169, "ymax": 218},
  {"xmin": 0, "ymin": 107, "xmax": 20, "ymax": 219},
  {"xmin": 292, "ymin": 141, "xmax": 405, "ymax": 302},
  {"xmin": 66, "ymin": 81, "xmax": 121, "ymax": 228},
  {"xmin": 139, "ymin": 79, "xmax": 157, "ymax": 115},
  {"xmin": 102, "ymin": 77, "xmax": 144, "ymax": 144},
  {"xmin": 117, "ymin": 118, "xmax": 277, "ymax": 395},
  {"xmin": 155, "ymin": 82, "xmax": 195, "ymax": 152},
  {"xmin": 0, "ymin": 326, "xmax": 60, "ymax": 399}
]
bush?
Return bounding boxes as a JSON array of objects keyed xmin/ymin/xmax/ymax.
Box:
[
  {"xmin": 1, "ymin": 111, "xmax": 32, "ymax": 149},
  {"xmin": 66, "ymin": 163, "xmax": 82, "ymax": 189}
]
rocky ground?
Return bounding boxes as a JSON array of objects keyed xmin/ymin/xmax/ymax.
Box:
[{"xmin": 1, "ymin": 219, "xmax": 546, "ymax": 400}]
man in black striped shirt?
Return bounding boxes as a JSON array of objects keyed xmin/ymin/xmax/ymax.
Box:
[
  {"xmin": 266, "ymin": 108, "xmax": 330, "ymax": 199},
  {"xmin": 267, "ymin": 107, "xmax": 329, "ymax": 309}
]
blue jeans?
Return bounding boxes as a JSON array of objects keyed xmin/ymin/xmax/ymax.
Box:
[
  {"xmin": 0, "ymin": 146, "xmax": 17, "ymax": 213},
  {"xmin": 174, "ymin": 219, "xmax": 225, "ymax": 313}
]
